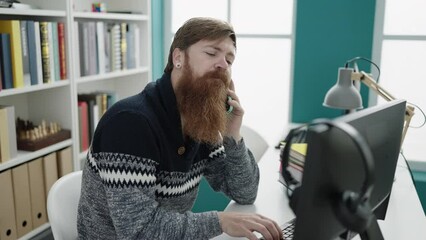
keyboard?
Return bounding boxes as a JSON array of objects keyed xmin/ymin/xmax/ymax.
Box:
[
  {"xmin": 260, "ymin": 218, "xmax": 296, "ymax": 240},
  {"xmin": 281, "ymin": 218, "xmax": 296, "ymax": 239}
]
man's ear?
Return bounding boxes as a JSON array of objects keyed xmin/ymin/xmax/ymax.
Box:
[{"xmin": 172, "ymin": 48, "xmax": 184, "ymax": 67}]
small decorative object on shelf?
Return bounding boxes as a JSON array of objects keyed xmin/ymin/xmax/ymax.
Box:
[
  {"xmin": 92, "ymin": 2, "xmax": 106, "ymax": 13},
  {"xmin": 16, "ymin": 118, "xmax": 71, "ymax": 151},
  {"xmin": 0, "ymin": 0, "xmax": 14, "ymax": 8}
]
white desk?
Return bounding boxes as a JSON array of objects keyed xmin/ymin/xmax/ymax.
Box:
[{"xmin": 214, "ymin": 147, "xmax": 426, "ymax": 240}]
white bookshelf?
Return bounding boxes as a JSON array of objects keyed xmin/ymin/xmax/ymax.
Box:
[
  {"xmin": 0, "ymin": 0, "xmax": 152, "ymax": 238},
  {"xmin": 0, "ymin": 80, "xmax": 70, "ymax": 97},
  {"xmin": 77, "ymin": 67, "xmax": 149, "ymax": 84},
  {"xmin": 0, "ymin": 9, "xmax": 66, "ymax": 18},
  {"xmin": 73, "ymin": 11, "xmax": 149, "ymax": 21}
]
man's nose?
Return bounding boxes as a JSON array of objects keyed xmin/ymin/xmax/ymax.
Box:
[{"xmin": 214, "ymin": 57, "xmax": 229, "ymax": 70}]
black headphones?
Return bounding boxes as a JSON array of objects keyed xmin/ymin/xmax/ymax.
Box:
[{"xmin": 280, "ymin": 119, "xmax": 375, "ymax": 233}]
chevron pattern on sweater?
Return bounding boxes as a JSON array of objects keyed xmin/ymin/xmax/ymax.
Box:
[
  {"xmin": 208, "ymin": 145, "xmax": 225, "ymax": 159},
  {"xmin": 155, "ymin": 159, "xmax": 207, "ymax": 198},
  {"xmin": 88, "ymin": 151, "xmax": 159, "ymax": 188},
  {"xmin": 155, "ymin": 174, "xmax": 202, "ymax": 198},
  {"xmin": 87, "ymin": 150, "xmax": 99, "ymax": 173},
  {"xmin": 100, "ymin": 169, "xmax": 157, "ymax": 188}
]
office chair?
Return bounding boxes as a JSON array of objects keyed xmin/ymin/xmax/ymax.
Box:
[
  {"xmin": 47, "ymin": 170, "xmax": 82, "ymax": 240},
  {"xmin": 240, "ymin": 125, "xmax": 269, "ymax": 162}
]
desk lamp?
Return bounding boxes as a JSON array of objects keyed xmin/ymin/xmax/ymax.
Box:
[{"xmin": 323, "ymin": 58, "xmax": 415, "ymax": 147}]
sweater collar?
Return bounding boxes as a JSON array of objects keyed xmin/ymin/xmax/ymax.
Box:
[
  {"xmin": 157, "ymin": 73, "xmax": 181, "ymax": 127},
  {"xmin": 156, "ymin": 73, "xmax": 190, "ymax": 154}
]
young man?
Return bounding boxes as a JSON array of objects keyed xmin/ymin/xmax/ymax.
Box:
[{"xmin": 77, "ymin": 17, "xmax": 282, "ymax": 240}]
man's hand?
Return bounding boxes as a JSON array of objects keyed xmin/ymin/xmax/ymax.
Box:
[
  {"xmin": 218, "ymin": 212, "xmax": 282, "ymax": 240},
  {"xmin": 225, "ymin": 80, "xmax": 244, "ymax": 142}
]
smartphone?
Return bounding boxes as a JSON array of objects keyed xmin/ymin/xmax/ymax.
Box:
[{"xmin": 226, "ymin": 96, "xmax": 233, "ymax": 113}]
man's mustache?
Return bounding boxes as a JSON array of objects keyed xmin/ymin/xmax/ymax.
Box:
[{"xmin": 202, "ymin": 70, "xmax": 230, "ymax": 86}]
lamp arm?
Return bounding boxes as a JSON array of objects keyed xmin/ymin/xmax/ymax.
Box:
[
  {"xmin": 352, "ymin": 71, "xmax": 395, "ymax": 101},
  {"xmin": 351, "ymin": 71, "xmax": 415, "ymax": 147}
]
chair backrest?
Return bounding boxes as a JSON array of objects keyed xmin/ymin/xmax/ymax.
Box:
[
  {"xmin": 47, "ymin": 170, "xmax": 82, "ymax": 240},
  {"xmin": 240, "ymin": 125, "xmax": 269, "ymax": 162}
]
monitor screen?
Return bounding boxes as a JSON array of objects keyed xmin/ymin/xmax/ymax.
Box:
[{"xmin": 291, "ymin": 99, "xmax": 406, "ymax": 240}]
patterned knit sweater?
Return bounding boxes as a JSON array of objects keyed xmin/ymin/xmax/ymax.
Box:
[{"xmin": 77, "ymin": 73, "xmax": 260, "ymax": 240}]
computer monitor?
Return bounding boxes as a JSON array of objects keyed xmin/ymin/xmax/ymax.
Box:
[{"xmin": 290, "ymin": 99, "xmax": 406, "ymax": 240}]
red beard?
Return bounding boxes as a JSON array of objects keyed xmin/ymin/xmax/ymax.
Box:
[{"xmin": 175, "ymin": 61, "xmax": 231, "ymax": 145}]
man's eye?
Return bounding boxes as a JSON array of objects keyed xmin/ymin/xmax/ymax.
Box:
[
  {"xmin": 206, "ymin": 52, "xmax": 215, "ymax": 56},
  {"xmin": 226, "ymin": 60, "xmax": 233, "ymax": 65}
]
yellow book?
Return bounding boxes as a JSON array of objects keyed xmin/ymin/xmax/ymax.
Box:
[
  {"xmin": 0, "ymin": 20, "xmax": 24, "ymax": 88},
  {"xmin": 290, "ymin": 143, "xmax": 308, "ymax": 155},
  {"xmin": 279, "ymin": 142, "xmax": 308, "ymax": 157}
]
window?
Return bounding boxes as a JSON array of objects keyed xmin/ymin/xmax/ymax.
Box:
[
  {"xmin": 373, "ymin": 0, "xmax": 426, "ymax": 162},
  {"xmin": 164, "ymin": 0, "xmax": 295, "ymax": 145}
]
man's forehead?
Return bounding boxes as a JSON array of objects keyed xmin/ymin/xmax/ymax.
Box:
[{"xmin": 198, "ymin": 38, "xmax": 236, "ymax": 54}]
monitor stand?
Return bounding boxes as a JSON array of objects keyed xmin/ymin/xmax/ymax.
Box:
[
  {"xmin": 359, "ymin": 215, "xmax": 384, "ymax": 240},
  {"xmin": 340, "ymin": 215, "xmax": 384, "ymax": 240}
]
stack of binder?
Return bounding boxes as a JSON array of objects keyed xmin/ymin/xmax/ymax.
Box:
[
  {"xmin": 287, "ymin": 143, "xmax": 307, "ymax": 183},
  {"xmin": 278, "ymin": 143, "xmax": 308, "ymax": 186},
  {"xmin": 0, "ymin": 147, "xmax": 73, "ymax": 239}
]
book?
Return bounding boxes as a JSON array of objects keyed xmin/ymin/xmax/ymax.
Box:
[
  {"xmin": 120, "ymin": 23, "xmax": 127, "ymax": 70},
  {"xmin": 97, "ymin": 92, "xmax": 108, "ymax": 116},
  {"xmin": 48, "ymin": 22, "xmax": 56, "ymax": 81},
  {"xmin": 126, "ymin": 23, "xmax": 135, "ymax": 69},
  {"xmin": 78, "ymin": 94, "xmax": 97, "ymax": 143},
  {"xmin": 109, "ymin": 23, "xmax": 121, "ymax": 71},
  {"xmin": 33, "ymin": 21, "xmax": 43, "ymax": 85},
  {"xmin": 0, "ymin": 105, "xmax": 17, "ymax": 163},
  {"xmin": 286, "ymin": 162, "xmax": 303, "ymax": 184},
  {"xmin": 106, "ymin": 91, "xmax": 117, "ymax": 109},
  {"xmin": 96, "ymin": 21, "xmax": 105, "ymax": 74},
  {"xmin": 78, "ymin": 101, "xmax": 89, "ymax": 151},
  {"xmin": 0, "ymin": 56, "xmax": 2, "ymax": 90},
  {"xmin": 0, "ymin": 33, "xmax": 13, "ymax": 89},
  {"xmin": 87, "ymin": 22, "xmax": 98, "ymax": 75},
  {"xmin": 104, "ymin": 22, "xmax": 110, "ymax": 73},
  {"xmin": 39, "ymin": 22, "xmax": 51, "ymax": 83},
  {"xmin": 73, "ymin": 21, "xmax": 81, "ymax": 77},
  {"xmin": 19, "ymin": 20, "xmax": 31, "ymax": 86},
  {"xmin": 26, "ymin": 20, "xmax": 39, "ymax": 85},
  {"xmin": 52, "ymin": 22, "xmax": 60, "ymax": 81},
  {"xmin": 78, "ymin": 91, "xmax": 116, "ymax": 142},
  {"xmin": 57, "ymin": 22, "xmax": 67, "ymax": 80},
  {"xmin": 0, "ymin": 20, "xmax": 24, "ymax": 88},
  {"xmin": 289, "ymin": 143, "xmax": 307, "ymax": 168},
  {"xmin": 78, "ymin": 22, "xmax": 87, "ymax": 76}
]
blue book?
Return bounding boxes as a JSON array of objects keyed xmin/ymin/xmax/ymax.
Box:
[
  {"xmin": 26, "ymin": 21, "xmax": 39, "ymax": 85},
  {"xmin": 0, "ymin": 34, "xmax": 13, "ymax": 89},
  {"xmin": 20, "ymin": 20, "xmax": 31, "ymax": 86}
]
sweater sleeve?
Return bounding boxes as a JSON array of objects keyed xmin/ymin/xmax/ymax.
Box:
[
  {"xmin": 203, "ymin": 137, "xmax": 260, "ymax": 205},
  {"xmin": 81, "ymin": 111, "xmax": 223, "ymax": 239}
]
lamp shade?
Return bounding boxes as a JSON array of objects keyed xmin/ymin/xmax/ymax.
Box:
[{"xmin": 323, "ymin": 68, "xmax": 363, "ymax": 110}]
